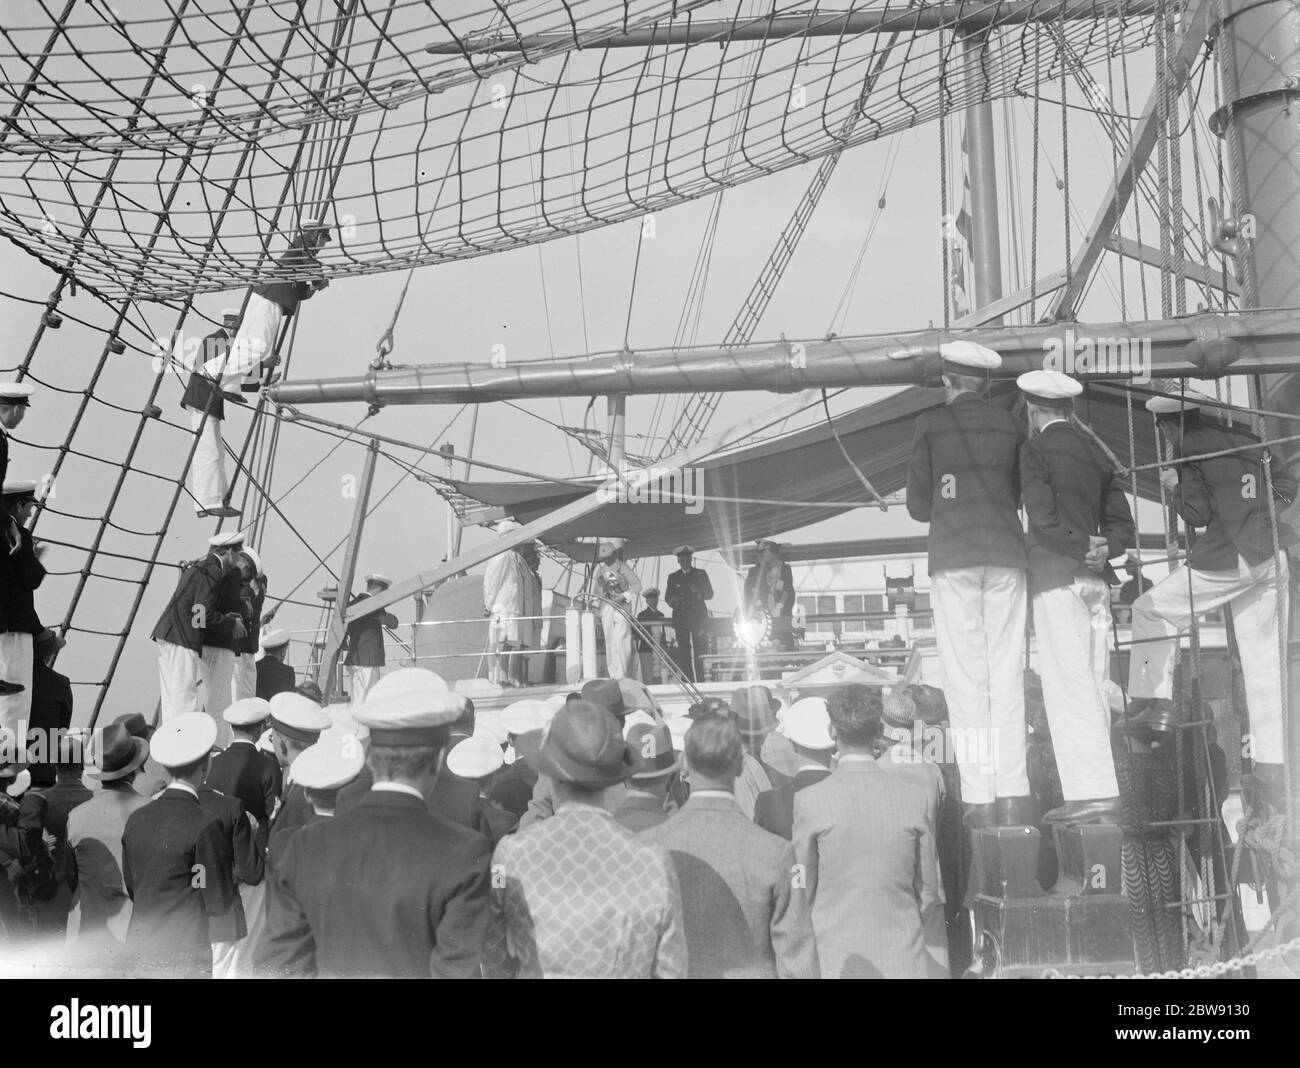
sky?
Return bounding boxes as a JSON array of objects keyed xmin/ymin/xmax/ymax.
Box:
[{"xmin": 0, "ymin": 4, "xmax": 1219, "ymax": 724}]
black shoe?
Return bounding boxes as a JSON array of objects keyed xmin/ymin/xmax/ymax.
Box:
[
  {"xmin": 962, "ymin": 802, "xmax": 997, "ymax": 830},
  {"xmin": 996, "ymin": 795, "xmax": 1040, "ymax": 827},
  {"xmin": 1121, "ymin": 697, "xmax": 1179, "ymax": 739},
  {"xmin": 197, "ymin": 505, "xmax": 243, "ymax": 519},
  {"xmin": 0, "ymin": 679, "xmax": 24, "ymax": 696},
  {"xmin": 1043, "ymin": 797, "xmax": 1121, "ymax": 825}
]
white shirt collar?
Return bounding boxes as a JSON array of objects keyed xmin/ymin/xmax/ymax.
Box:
[
  {"xmin": 1041, "ymin": 417, "xmax": 1070, "ymax": 430},
  {"xmin": 836, "ymin": 753, "xmax": 877, "ymax": 764},
  {"xmin": 371, "ymin": 782, "xmax": 424, "ymax": 801},
  {"xmin": 689, "ymin": 790, "xmax": 735, "ymax": 800},
  {"xmin": 796, "ymin": 763, "xmax": 828, "ymax": 774},
  {"xmin": 165, "ymin": 781, "xmax": 198, "ymax": 799},
  {"xmin": 229, "ymin": 738, "xmax": 256, "ymax": 748}
]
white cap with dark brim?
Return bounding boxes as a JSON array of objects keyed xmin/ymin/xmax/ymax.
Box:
[
  {"xmin": 1146, "ymin": 391, "xmax": 1215, "ymax": 418},
  {"xmin": 292, "ymin": 731, "xmax": 365, "ymax": 791},
  {"xmin": 500, "ymin": 698, "xmax": 555, "ymax": 737},
  {"xmin": 268, "ymin": 691, "xmax": 330, "ymax": 744},
  {"xmin": 209, "ymin": 531, "xmax": 245, "ymax": 549},
  {"xmin": 1, "ymin": 480, "xmax": 39, "ymax": 499},
  {"xmin": 447, "ymin": 735, "xmax": 504, "ymax": 780},
  {"xmin": 224, "ymin": 697, "xmax": 272, "ymax": 726},
  {"xmin": 241, "ymin": 546, "xmax": 263, "ymax": 575},
  {"xmin": 940, "ymin": 340, "xmax": 1001, "ymax": 372},
  {"xmin": 0, "ymin": 383, "xmax": 34, "ymax": 405},
  {"xmin": 363, "ymin": 573, "xmax": 391, "ymax": 588},
  {"xmin": 673, "ymin": 545, "xmax": 695, "ymax": 556},
  {"xmin": 150, "ymin": 713, "xmax": 218, "ymax": 768},
  {"xmin": 354, "ymin": 667, "xmax": 465, "ymax": 747},
  {"xmin": 260, "ymin": 628, "xmax": 289, "ymax": 651},
  {"xmin": 1017, "ymin": 369, "xmax": 1083, "ymax": 403},
  {"xmin": 782, "ymin": 696, "xmax": 834, "ymax": 751}
]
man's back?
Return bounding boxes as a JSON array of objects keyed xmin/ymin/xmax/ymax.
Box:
[
  {"xmin": 613, "ymin": 791, "xmax": 669, "ymax": 833},
  {"xmin": 66, "ymin": 786, "xmax": 149, "ymax": 941},
  {"xmin": 1177, "ymin": 421, "xmax": 1298, "ymax": 569},
  {"xmin": 793, "ymin": 760, "xmax": 946, "ymax": 979},
  {"xmin": 906, "ymin": 393, "xmax": 1026, "ymax": 572},
  {"xmin": 121, "ymin": 789, "xmax": 235, "ymax": 977},
  {"xmin": 205, "ymin": 741, "xmax": 281, "ymax": 833},
  {"xmin": 255, "ymin": 657, "xmax": 296, "ymax": 701},
  {"xmin": 753, "ymin": 767, "xmax": 830, "ymax": 841},
  {"xmin": 197, "ymin": 786, "xmax": 263, "ymax": 943},
  {"xmin": 1021, "ymin": 422, "xmax": 1134, "ymax": 592},
  {"xmin": 484, "ymin": 803, "xmax": 686, "ymax": 978},
  {"xmin": 642, "ymin": 795, "xmax": 816, "ymax": 978},
  {"xmin": 260, "ymin": 789, "xmax": 492, "ymax": 978}
]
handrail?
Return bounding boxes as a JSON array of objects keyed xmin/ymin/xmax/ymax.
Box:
[{"xmin": 576, "ymin": 591, "xmax": 705, "ymax": 706}]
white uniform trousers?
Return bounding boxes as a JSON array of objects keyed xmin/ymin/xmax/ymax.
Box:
[
  {"xmin": 232, "ymin": 651, "xmax": 256, "ymax": 704},
  {"xmin": 0, "ymin": 632, "xmax": 34, "ymax": 741},
  {"xmin": 348, "ymin": 665, "xmax": 379, "ymax": 708},
  {"xmin": 157, "ymin": 640, "xmax": 201, "ymax": 722},
  {"xmin": 1129, "ymin": 551, "xmax": 1289, "ymax": 764},
  {"xmin": 188, "ymin": 291, "xmax": 286, "ymax": 516},
  {"xmin": 1034, "ymin": 575, "xmax": 1120, "ymax": 801},
  {"xmin": 204, "ymin": 291, "xmax": 284, "ymax": 390},
  {"xmin": 930, "ymin": 566, "xmax": 1030, "ymax": 804},
  {"xmin": 199, "ymin": 646, "xmax": 236, "ymax": 748},
  {"xmin": 187, "ymin": 406, "xmax": 229, "ymax": 515},
  {"xmin": 212, "ymin": 880, "xmax": 264, "ymax": 979},
  {"xmin": 600, "ymin": 604, "xmax": 633, "ymax": 680}
]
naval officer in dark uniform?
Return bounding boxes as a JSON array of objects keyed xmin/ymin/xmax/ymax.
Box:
[
  {"xmin": 664, "ymin": 546, "xmax": 714, "ymax": 681},
  {"xmin": 265, "ymin": 691, "xmax": 330, "ymax": 866},
  {"xmin": 121, "ymin": 713, "xmax": 236, "ymax": 978},
  {"xmin": 259, "ymin": 668, "xmax": 493, "ymax": 977},
  {"xmin": 255, "ymin": 628, "xmax": 296, "ymax": 700},
  {"xmin": 1017, "ymin": 370, "xmax": 1135, "ymax": 825},
  {"xmin": 343, "ymin": 573, "xmax": 399, "ymax": 707},
  {"xmin": 906, "ymin": 340, "xmax": 1033, "ymax": 828},
  {"xmin": 205, "ymin": 697, "xmax": 282, "ymax": 849},
  {"xmin": 1128, "ymin": 392, "xmax": 1297, "ymax": 806}
]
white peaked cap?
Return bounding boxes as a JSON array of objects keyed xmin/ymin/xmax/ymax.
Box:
[
  {"xmin": 1017, "ymin": 369, "xmax": 1083, "ymax": 400},
  {"xmin": 151, "ymin": 713, "xmax": 218, "ymax": 768},
  {"xmin": 447, "ymin": 736, "xmax": 504, "ymax": 780},
  {"xmin": 939, "ymin": 339, "xmax": 1001, "ymax": 370},
  {"xmin": 782, "ymin": 696, "xmax": 834, "ymax": 751}
]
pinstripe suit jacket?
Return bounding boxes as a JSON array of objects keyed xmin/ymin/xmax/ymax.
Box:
[
  {"xmin": 793, "ymin": 756, "xmax": 948, "ymax": 979},
  {"xmin": 641, "ymin": 795, "xmax": 818, "ymax": 979}
]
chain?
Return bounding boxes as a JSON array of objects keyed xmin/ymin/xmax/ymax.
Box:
[{"xmin": 1042, "ymin": 935, "xmax": 1300, "ymax": 979}]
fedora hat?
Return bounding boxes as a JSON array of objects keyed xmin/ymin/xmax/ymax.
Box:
[
  {"xmin": 87, "ymin": 723, "xmax": 150, "ymax": 781},
  {"xmin": 730, "ymin": 685, "xmax": 780, "ymax": 738},
  {"xmin": 524, "ymin": 700, "xmax": 636, "ymax": 788},
  {"xmin": 581, "ymin": 678, "xmax": 626, "ymax": 721},
  {"xmin": 112, "ymin": 712, "xmax": 153, "ymax": 740},
  {"xmin": 626, "ymin": 721, "xmax": 679, "ymax": 779}
]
